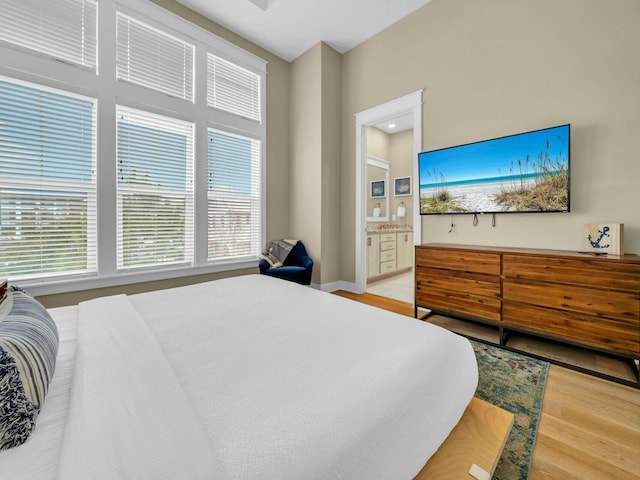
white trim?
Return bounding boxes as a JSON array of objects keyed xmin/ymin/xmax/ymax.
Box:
[
  {"xmin": 411, "ymin": 105, "xmax": 423, "ymax": 246},
  {"xmin": 313, "ymin": 280, "xmax": 358, "ymax": 293},
  {"xmin": 22, "ymin": 260, "xmax": 258, "ymax": 297},
  {"xmin": 367, "ymin": 156, "xmax": 389, "ymax": 169},
  {"xmin": 354, "ymin": 90, "xmax": 423, "ymax": 294}
]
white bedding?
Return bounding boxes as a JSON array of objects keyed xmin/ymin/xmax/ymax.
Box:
[
  {"xmin": 57, "ymin": 295, "xmax": 229, "ymax": 480},
  {"xmin": 0, "ymin": 274, "xmax": 478, "ymax": 480}
]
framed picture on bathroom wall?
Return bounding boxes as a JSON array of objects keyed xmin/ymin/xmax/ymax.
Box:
[
  {"xmin": 370, "ymin": 180, "xmax": 386, "ymax": 198},
  {"xmin": 394, "ymin": 176, "xmax": 411, "ymax": 196}
]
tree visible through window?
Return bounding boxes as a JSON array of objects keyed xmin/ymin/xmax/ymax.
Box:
[
  {"xmin": 0, "ymin": 78, "xmax": 97, "ymax": 278},
  {"xmin": 207, "ymin": 129, "xmax": 261, "ymax": 261},
  {"xmin": 0, "ymin": 0, "xmax": 265, "ymax": 286},
  {"xmin": 116, "ymin": 107, "xmax": 194, "ymax": 269}
]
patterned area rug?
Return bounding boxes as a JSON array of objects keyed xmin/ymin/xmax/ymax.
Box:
[{"xmin": 471, "ymin": 340, "xmax": 549, "ymax": 480}]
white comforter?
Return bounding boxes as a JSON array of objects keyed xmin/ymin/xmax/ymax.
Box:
[
  {"xmin": 1, "ymin": 274, "xmax": 478, "ymax": 479},
  {"xmin": 56, "ymin": 295, "xmax": 229, "ymax": 480}
]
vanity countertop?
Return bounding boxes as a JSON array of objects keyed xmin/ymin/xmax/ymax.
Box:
[{"xmin": 366, "ymin": 225, "xmax": 413, "ymax": 234}]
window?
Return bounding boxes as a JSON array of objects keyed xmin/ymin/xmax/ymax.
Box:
[
  {"xmin": 117, "ymin": 12, "xmax": 194, "ymax": 101},
  {"xmin": 116, "ymin": 107, "xmax": 194, "ymax": 270},
  {"xmin": 207, "ymin": 54, "xmax": 261, "ymax": 122},
  {"xmin": 0, "ymin": 78, "xmax": 97, "ymax": 278},
  {"xmin": 207, "ymin": 129, "xmax": 261, "ymax": 261},
  {"xmin": 0, "ymin": 0, "xmax": 266, "ymax": 294},
  {"xmin": 0, "ymin": 0, "xmax": 97, "ymax": 70}
]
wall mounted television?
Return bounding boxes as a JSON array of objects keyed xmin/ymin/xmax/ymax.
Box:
[{"xmin": 418, "ymin": 124, "xmax": 570, "ymax": 215}]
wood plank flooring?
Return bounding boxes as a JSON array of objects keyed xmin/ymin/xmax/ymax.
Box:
[
  {"xmin": 332, "ymin": 290, "xmax": 640, "ymax": 480},
  {"xmin": 416, "ymin": 398, "xmax": 513, "ymax": 479}
]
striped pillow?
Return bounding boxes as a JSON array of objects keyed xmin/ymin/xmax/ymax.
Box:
[{"xmin": 0, "ymin": 287, "xmax": 58, "ymax": 450}]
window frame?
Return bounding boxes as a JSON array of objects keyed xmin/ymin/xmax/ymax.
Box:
[
  {"xmin": 0, "ymin": 0, "xmax": 267, "ymax": 296},
  {"xmin": 115, "ymin": 105, "xmax": 196, "ymax": 271},
  {"xmin": 206, "ymin": 128, "xmax": 262, "ymax": 264},
  {"xmin": 0, "ymin": 76, "xmax": 98, "ymax": 281},
  {"xmin": 0, "ymin": 0, "xmax": 98, "ymax": 71},
  {"xmin": 116, "ymin": 10, "xmax": 196, "ymax": 102}
]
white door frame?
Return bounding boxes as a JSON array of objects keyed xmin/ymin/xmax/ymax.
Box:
[{"xmin": 354, "ymin": 90, "xmax": 423, "ymax": 294}]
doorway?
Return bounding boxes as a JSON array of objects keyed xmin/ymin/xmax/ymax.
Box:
[{"xmin": 354, "ymin": 91, "xmax": 423, "ymax": 298}]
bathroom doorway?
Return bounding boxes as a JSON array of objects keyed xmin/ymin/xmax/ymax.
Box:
[{"xmin": 354, "ymin": 91, "xmax": 422, "ymax": 301}]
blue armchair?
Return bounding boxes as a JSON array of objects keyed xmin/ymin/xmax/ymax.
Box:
[{"xmin": 259, "ymin": 241, "xmax": 313, "ymax": 285}]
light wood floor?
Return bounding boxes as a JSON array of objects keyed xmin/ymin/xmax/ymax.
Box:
[{"xmin": 333, "ymin": 291, "xmax": 640, "ymax": 480}]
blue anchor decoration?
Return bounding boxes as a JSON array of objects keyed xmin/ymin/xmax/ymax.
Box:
[{"xmin": 587, "ymin": 226, "xmax": 610, "ymax": 249}]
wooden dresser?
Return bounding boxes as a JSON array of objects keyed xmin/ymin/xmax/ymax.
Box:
[{"xmin": 415, "ymin": 243, "xmax": 640, "ymax": 385}]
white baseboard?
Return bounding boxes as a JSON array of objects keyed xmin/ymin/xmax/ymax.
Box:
[{"xmin": 311, "ymin": 280, "xmax": 359, "ymax": 293}]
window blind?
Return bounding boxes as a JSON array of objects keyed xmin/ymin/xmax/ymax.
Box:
[
  {"xmin": 207, "ymin": 129, "xmax": 261, "ymax": 261},
  {"xmin": 0, "ymin": 0, "xmax": 97, "ymax": 70},
  {"xmin": 207, "ymin": 54, "xmax": 261, "ymax": 122},
  {"xmin": 0, "ymin": 78, "xmax": 97, "ymax": 278},
  {"xmin": 117, "ymin": 12, "xmax": 194, "ymax": 101},
  {"xmin": 116, "ymin": 106, "xmax": 194, "ymax": 270}
]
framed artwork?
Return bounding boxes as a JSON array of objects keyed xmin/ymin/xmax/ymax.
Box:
[
  {"xmin": 394, "ymin": 176, "xmax": 412, "ymax": 196},
  {"xmin": 370, "ymin": 180, "xmax": 386, "ymax": 198}
]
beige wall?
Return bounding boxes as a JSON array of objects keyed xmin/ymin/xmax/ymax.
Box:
[
  {"xmin": 366, "ymin": 127, "xmax": 413, "ymax": 226},
  {"xmin": 366, "ymin": 127, "xmax": 390, "ymax": 159},
  {"xmin": 389, "ymin": 129, "xmax": 413, "ymax": 225},
  {"xmin": 289, "ymin": 42, "xmax": 343, "ymax": 285},
  {"xmin": 341, "ymin": 0, "xmax": 640, "ymax": 281},
  {"xmin": 365, "ymin": 127, "xmax": 413, "ymax": 225},
  {"xmin": 290, "ymin": 44, "xmax": 323, "ymax": 283},
  {"xmin": 320, "ymin": 43, "xmax": 343, "ymax": 285}
]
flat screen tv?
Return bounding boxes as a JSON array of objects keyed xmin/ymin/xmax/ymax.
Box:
[{"xmin": 418, "ymin": 124, "xmax": 570, "ymax": 215}]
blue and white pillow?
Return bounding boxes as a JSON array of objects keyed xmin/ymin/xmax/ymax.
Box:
[{"xmin": 0, "ymin": 287, "xmax": 58, "ymax": 450}]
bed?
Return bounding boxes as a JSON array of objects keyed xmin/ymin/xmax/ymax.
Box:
[{"xmin": 0, "ymin": 274, "xmax": 478, "ymax": 479}]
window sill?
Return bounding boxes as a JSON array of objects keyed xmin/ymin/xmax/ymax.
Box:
[{"xmin": 19, "ymin": 259, "xmax": 259, "ymax": 297}]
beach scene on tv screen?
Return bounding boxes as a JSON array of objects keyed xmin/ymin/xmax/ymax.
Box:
[{"xmin": 419, "ymin": 125, "xmax": 569, "ymax": 214}]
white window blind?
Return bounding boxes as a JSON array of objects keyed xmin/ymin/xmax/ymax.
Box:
[
  {"xmin": 0, "ymin": 78, "xmax": 97, "ymax": 278},
  {"xmin": 0, "ymin": 0, "xmax": 97, "ymax": 70},
  {"xmin": 117, "ymin": 13, "xmax": 194, "ymax": 101},
  {"xmin": 207, "ymin": 54, "xmax": 261, "ymax": 122},
  {"xmin": 207, "ymin": 129, "xmax": 261, "ymax": 261},
  {"xmin": 116, "ymin": 106, "xmax": 194, "ymax": 270}
]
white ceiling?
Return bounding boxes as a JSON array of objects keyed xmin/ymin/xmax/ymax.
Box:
[
  {"xmin": 373, "ymin": 113, "xmax": 414, "ymax": 134},
  {"xmin": 175, "ymin": 0, "xmax": 433, "ymax": 62}
]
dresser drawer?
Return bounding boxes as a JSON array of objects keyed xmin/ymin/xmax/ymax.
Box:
[
  {"xmin": 416, "ymin": 247, "xmax": 501, "ymax": 275},
  {"xmin": 415, "ymin": 286, "xmax": 501, "ymax": 322},
  {"xmin": 503, "ymin": 279, "xmax": 639, "ymax": 321},
  {"xmin": 503, "ymin": 254, "xmax": 640, "ymax": 291},
  {"xmin": 416, "ymin": 267, "xmax": 501, "ymax": 300},
  {"xmin": 503, "ymin": 301, "xmax": 640, "ymax": 356}
]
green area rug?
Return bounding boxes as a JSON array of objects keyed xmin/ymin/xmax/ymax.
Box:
[{"xmin": 471, "ymin": 340, "xmax": 549, "ymax": 480}]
